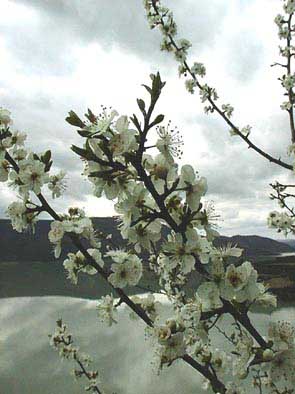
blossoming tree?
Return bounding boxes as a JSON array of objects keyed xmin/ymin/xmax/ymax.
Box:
[{"xmin": 1, "ymin": 1, "xmax": 295, "ymax": 394}]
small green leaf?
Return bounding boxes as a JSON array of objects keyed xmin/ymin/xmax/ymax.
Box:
[
  {"xmin": 71, "ymin": 145, "xmax": 97, "ymax": 161},
  {"xmin": 85, "ymin": 139, "xmax": 103, "ymax": 161},
  {"xmin": 89, "ymin": 170, "xmax": 113, "ymax": 178},
  {"xmin": 66, "ymin": 111, "xmax": 85, "ymax": 128},
  {"xmin": 85, "ymin": 108, "xmax": 97, "ymax": 123},
  {"xmin": 142, "ymin": 84, "xmax": 152, "ymax": 95},
  {"xmin": 41, "ymin": 150, "xmax": 51, "ymax": 164},
  {"xmin": 149, "ymin": 72, "xmax": 166, "ymax": 102},
  {"xmin": 45, "ymin": 160, "xmax": 53, "ymax": 172},
  {"xmin": 151, "ymin": 114, "xmax": 164, "ymax": 127},
  {"xmin": 137, "ymin": 99, "xmax": 146, "ymax": 114},
  {"xmin": 130, "ymin": 114, "xmax": 141, "ymax": 132},
  {"xmin": 77, "ymin": 129, "xmax": 93, "ymax": 138},
  {"xmin": 0, "ymin": 130, "xmax": 12, "ymax": 140}
]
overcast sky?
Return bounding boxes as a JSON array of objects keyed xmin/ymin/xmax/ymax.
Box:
[{"xmin": 0, "ymin": 0, "xmax": 293, "ymax": 238}]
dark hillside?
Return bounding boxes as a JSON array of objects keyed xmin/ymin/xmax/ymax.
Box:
[
  {"xmin": 214, "ymin": 235, "xmax": 295, "ymax": 257},
  {"xmin": 0, "ymin": 219, "xmax": 294, "ymax": 262}
]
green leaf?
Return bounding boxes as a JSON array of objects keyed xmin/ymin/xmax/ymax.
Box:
[
  {"xmin": 71, "ymin": 145, "xmax": 97, "ymax": 161},
  {"xmin": 0, "ymin": 130, "xmax": 12, "ymax": 140},
  {"xmin": 149, "ymin": 72, "xmax": 166, "ymax": 102},
  {"xmin": 150, "ymin": 114, "xmax": 164, "ymax": 127},
  {"xmin": 89, "ymin": 170, "xmax": 113, "ymax": 178},
  {"xmin": 45, "ymin": 160, "xmax": 53, "ymax": 172},
  {"xmin": 130, "ymin": 114, "xmax": 141, "ymax": 132},
  {"xmin": 142, "ymin": 84, "xmax": 152, "ymax": 95},
  {"xmin": 137, "ymin": 99, "xmax": 146, "ymax": 114},
  {"xmin": 66, "ymin": 111, "xmax": 85, "ymax": 128},
  {"xmin": 85, "ymin": 108, "xmax": 96, "ymax": 123},
  {"xmin": 41, "ymin": 150, "xmax": 51, "ymax": 164},
  {"xmin": 77, "ymin": 129, "xmax": 93, "ymax": 138},
  {"xmin": 85, "ymin": 139, "xmax": 104, "ymax": 161}
]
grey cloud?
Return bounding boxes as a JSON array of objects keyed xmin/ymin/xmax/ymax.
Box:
[
  {"xmin": 185, "ymin": 115, "xmax": 287, "ymax": 202},
  {"xmin": 9, "ymin": 0, "xmax": 227, "ymax": 75},
  {"xmin": 224, "ymin": 30, "xmax": 264, "ymax": 83},
  {"xmin": 178, "ymin": 112, "xmax": 292, "ymax": 237}
]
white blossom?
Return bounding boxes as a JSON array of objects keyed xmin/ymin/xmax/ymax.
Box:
[
  {"xmin": 191, "ymin": 62, "xmax": 206, "ymax": 77},
  {"xmin": 156, "ymin": 123, "xmax": 183, "ymax": 162},
  {"xmin": 180, "ymin": 164, "xmax": 207, "ymax": 211},
  {"xmin": 48, "ymin": 220, "xmax": 65, "ymax": 258},
  {"xmin": 63, "ymin": 251, "xmax": 97, "ymax": 285},
  {"xmin": 226, "ymin": 381, "xmax": 245, "ymax": 394},
  {"xmin": 97, "ymin": 295, "xmax": 117, "ymax": 326},
  {"xmin": 18, "ymin": 154, "xmax": 49, "ymax": 195},
  {"xmin": 107, "ymin": 251, "xmax": 142, "ymax": 288},
  {"xmin": 0, "ymin": 159, "xmax": 9, "ymax": 182},
  {"xmin": 269, "ymin": 348, "xmax": 295, "ymax": 384},
  {"xmin": 185, "ymin": 79, "xmax": 197, "ymax": 94},
  {"xmin": 48, "ymin": 170, "xmax": 66, "ymax": 198},
  {"xmin": 6, "ymin": 201, "xmax": 33, "ymax": 233},
  {"xmin": 86, "ymin": 108, "xmax": 118, "ymax": 136},
  {"xmin": 0, "ymin": 108, "xmax": 12, "ymax": 127},
  {"xmin": 220, "ymin": 261, "xmax": 261, "ymax": 303},
  {"xmin": 197, "ymin": 282, "xmax": 222, "ymax": 312},
  {"xmin": 11, "ymin": 131, "xmax": 27, "ymax": 147},
  {"xmin": 282, "ymin": 73, "xmax": 295, "ymax": 90},
  {"xmin": 221, "ymin": 103, "xmax": 234, "ymax": 118},
  {"xmin": 268, "ymin": 320, "xmax": 295, "ymax": 350}
]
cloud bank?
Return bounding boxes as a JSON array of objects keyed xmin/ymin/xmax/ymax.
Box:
[{"xmin": 0, "ymin": 0, "xmax": 292, "ymax": 238}]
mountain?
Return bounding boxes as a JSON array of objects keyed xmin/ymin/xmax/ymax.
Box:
[
  {"xmin": 1, "ymin": 218, "xmax": 295, "ymax": 300},
  {"xmin": 277, "ymin": 239, "xmax": 295, "ymax": 249},
  {"xmin": 0, "ymin": 218, "xmax": 294, "ymax": 263},
  {"xmin": 214, "ymin": 235, "xmax": 295, "ymax": 257}
]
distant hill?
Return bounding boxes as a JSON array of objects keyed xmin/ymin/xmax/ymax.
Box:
[
  {"xmin": 1, "ymin": 218, "xmax": 295, "ymax": 300},
  {"xmin": 0, "ymin": 217, "xmax": 124, "ymax": 262},
  {"xmin": 214, "ymin": 234, "xmax": 295, "ymax": 257},
  {"xmin": 277, "ymin": 239, "xmax": 295, "ymax": 249},
  {"xmin": 0, "ymin": 218, "xmax": 294, "ymax": 262}
]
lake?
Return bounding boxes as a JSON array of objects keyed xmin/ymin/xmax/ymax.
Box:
[{"xmin": 1, "ymin": 296, "xmax": 295, "ymax": 394}]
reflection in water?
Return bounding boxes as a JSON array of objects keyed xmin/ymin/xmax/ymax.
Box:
[{"xmin": 0, "ymin": 296, "xmax": 295, "ymax": 394}]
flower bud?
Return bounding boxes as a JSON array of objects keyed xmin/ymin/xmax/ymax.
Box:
[
  {"xmin": 262, "ymin": 348, "xmax": 274, "ymax": 362},
  {"xmin": 0, "ymin": 108, "xmax": 11, "ymax": 126},
  {"xmin": 157, "ymin": 326, "xmax": 171, "ymax": 343},
  {"xmin": 237, "ymin": 369, "xmax": 248, "ymax": 380},
  {"xmin": 166, "ymin": 318, "xmax": 178, "ymax": 333}
]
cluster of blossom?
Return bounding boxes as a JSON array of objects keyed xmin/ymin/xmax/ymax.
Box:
[
  {"xmin": 156, "ymin": 122, "xmax": 184, "ymax": 162},
  {"xmin": 139, "ymin": 3, "xmax": 295, "ymax": 393},
  {"xmin": 143, "ymin": 0, "xmax": 295, "ymax": 260},
  {"xmin": 4, "ymin": 69, "xmax": 293, "ymax": 394},
  {"xmin": 63, "ymin": 249, "xmax": 102, "ymax": 285},
  {"xmin": 286, "ymin": 143, "xmax": 295, "ymax": 174},
  {"xmin": 0, "ymin": 107, "xmax": 66, "ymax": 233},
  {"xmin": 274, "ymin": 3, "xmax": 295, "ymax": 114},
  {"xmin": 48, "ymin": 207, "xmax": 100, "ymax": 258},
  {"xmin": 255, "ymin": 320, "xmax": 295, "ymax": 392},
  {"xmin": 129, "ymin": 293, "xmax": 162, "ymax": 321},
  {"xmin": 143, "ymin": 0, "xmax": 191, "ymax": 63},
  {"xmin": 66, "ymin": 81, "xmax": 289, "ymax": 392},
  {"xmin": 107, "ymin": 250, "xmax": 143, "ymax": 288},
  {"xmin": 49, "ymin": 319, "xmax": 103, "ymax": 393},
  {"xmin": 97, "ymin": 294, "xmax": 118, "ymax": 326},
  {"xmin": 144, "ymin": 245, "xmax": 279, "ymax": 391},
  {"xmin": 267, "ymin": 210, "xmax": 294, "ymax": 236},
  {"xmin": 147, "ymin": 302, "xmax": 252, "ymax": 389}
]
